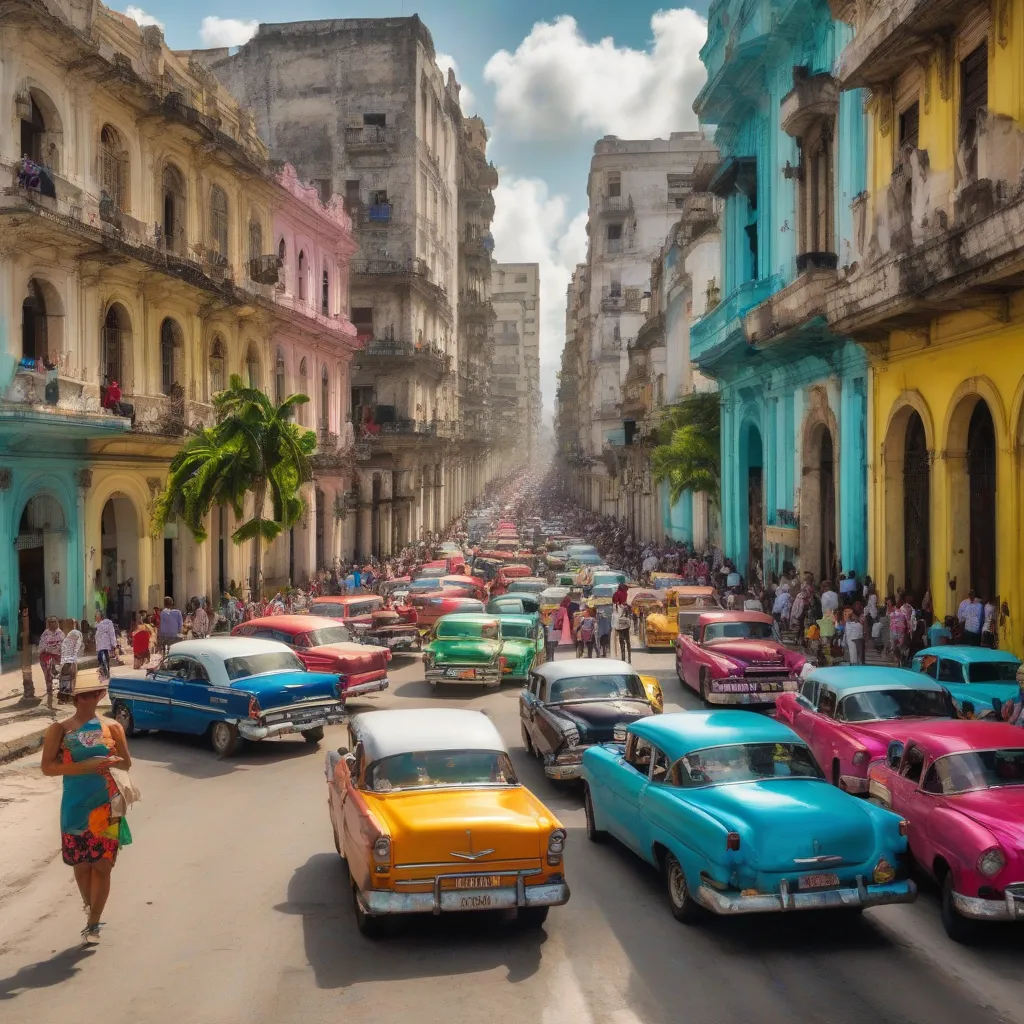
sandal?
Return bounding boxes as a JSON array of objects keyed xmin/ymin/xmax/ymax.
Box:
[{"xmin": 81, "ymin": 923, "xmax": 102, "ymax": 944}]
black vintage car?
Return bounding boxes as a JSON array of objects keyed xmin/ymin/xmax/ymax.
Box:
[{"xmin": 519, "ymin": 660, "xmax": 662, "ymax": 781}]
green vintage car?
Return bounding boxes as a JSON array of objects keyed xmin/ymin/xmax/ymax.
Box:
[
  {"xmin": 486, "ymin": 594, "xmax": 542, "ymax": 619},
  {"xmin": 422, "ymin": 613, "xmax": 504, "ymax": 688},
  {"xmin": 492, "ymin": 613, "xmax": 545, "ymax": 682}
]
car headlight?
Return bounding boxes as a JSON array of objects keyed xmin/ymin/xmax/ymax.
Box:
[
  {"xmin": 852, "ymin": 750, "xmax": 869, "ymax": 765},
  {"xmin": 872, "ymin": 858, "xmax": 895, "ymax": 884},
  {"xmin": 978, "ymin": 847, "xmax": 1006, "ymax": 878},
  {"xmin": 613, "ymin": 723, "xmax": 626, "ymax": 742},
  {"xmin": 547, "ymin": 828, "xmax": 566, "ymax": 865},
  {"xmin": 373, "ymin": 836, "xmax": 392, "ymax": 863}
]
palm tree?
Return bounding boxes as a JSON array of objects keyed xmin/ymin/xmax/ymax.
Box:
[
  {"xmin": 650, "ymin": 391, "xmax": 721, "ymax": 507},
  {"xmin": 153, "ymin": 374, "xmax": 317, "ymax": 598}
]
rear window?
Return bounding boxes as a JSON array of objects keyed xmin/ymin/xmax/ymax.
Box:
[
  {"xmin": 500, "ymin": 622, "xmax": 534, "ymax": 639},
  {"xmin": 223, "ymin": 651, "xmax": 305, "ymax": 680},
  {"xmin": 310, "ymin": 602, "xmax": 347, "ymax": 617},
  {"xmin": 304, "ymin": 625, "xmax": 353, "ymax": 646}
]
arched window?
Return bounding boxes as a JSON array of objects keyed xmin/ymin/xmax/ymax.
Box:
[
  {"xmin": 162, "ymin": 163, "xmax": 187, "ymax": 254},
  {"xmin": 320, "ymin": 365, "xmax": 329, "ymax": 429},
  {"xmin": 101, "ymin": 304, "xmax": 130, "ymax": 385},
  {"xmin": 160, "ymin": 318, "xmax": 183, "ymax": 395},
  {"xmin": 278, "ymin": 238, "xmax": 286, "ymax": 264},
  {"xmin": 209, "ymin": 336, "xmax": 226, "ymax": 396},
  {"xmin": 298, "ymin": 357, "xmax": 308, "ymax": 425},
  {"xmin": 99, "ymin": 124, "xmax": 128, "ymax": 212},
  {"xmin": 22, "ymin": 279, "xmax": 47, "ymax": 360},
  {"xmin": 275, "ymin": 348, "xmax": 285, "ymax": 404},
  {"xmin": 19, "ymin": 88, "xmax": 61, "ymax": 171},
  {"xmin": 297, "ymin": 250, "xmax": 306, "ymax": 301},
  {"xmin": 209, "ymin": 185, "xmax": 229, "ymax": 259},
  {"xmin": 321, "ymin": 267, "xmax": 330, "ymax": 316},
  {"xmin": 246, "ymin": 344, "xmax": 260, "ymax": 389}
]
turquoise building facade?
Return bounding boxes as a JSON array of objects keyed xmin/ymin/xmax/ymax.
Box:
[{"xmin": 691, "ymin": 0, "xmax": 868, "ymax": 583}]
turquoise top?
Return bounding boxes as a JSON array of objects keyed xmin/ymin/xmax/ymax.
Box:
[{"xmin": 60, "ymin": 717, "xmax": 116, "ymax": 835}]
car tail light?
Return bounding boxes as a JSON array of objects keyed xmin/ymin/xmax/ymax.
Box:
[
  {"xmin": 547, "ymin": 828, "xmax": 566, "ymax": 865},
  {"xmin": 726, "ymin": 832, "xmax": 741, "ymax": 851},
  {"xmin": 248, "ymin": 695, "xmax": 261, "ymax": 720}
]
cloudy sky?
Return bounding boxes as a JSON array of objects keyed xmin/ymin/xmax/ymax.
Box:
[{"xmin": 121, "ymin": 1, "xmax": 713, "ymax": 416}]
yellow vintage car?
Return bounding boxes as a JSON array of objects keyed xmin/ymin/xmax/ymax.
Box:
[
  {"xmin": 326, "ymin": 708, "xmax": 569, "ymax": 936},
  {"xmin": 539, "ymin": 585, "xmax": 570, "ymax": 625},
  {"xmin": 639, "ymin": 674, "xmax": 664, "ymax": 712},
  {"xmin": 644, "ymin": 586, "xmax": 718, "ymax": 649}
]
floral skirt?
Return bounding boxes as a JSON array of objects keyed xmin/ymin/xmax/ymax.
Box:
[{"xmin": 62, "ymin": 804, "xmax": 132, "ymax": 865}]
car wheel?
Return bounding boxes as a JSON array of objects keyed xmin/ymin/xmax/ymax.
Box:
[
  {"xmin": 941, "ymin": 873, "xmax": 978, "ymax": 944},
  {"xmin": 665, "ymin": 853, "xmax": 702, "ymax": 924},
  {"xmin": 210, "ymin": 720, "xmax": 240, "ymax": 757},
  {"xmin": 584, "ymin": 785, "xmax": 607, "ymax": 843},
  {"xmin": 699, "ymin": 670, "xmax": 713, "ymax": 705},
  {"xmin": 304, "ymin": 726, "xmax": 325, "ymax": 745},
  {"xmin": 113, "ymin": 702, "xmax": 141, "ymax": 738},
  {"xmin": 352, "ymin": 880, "xmax": 388, "ymax": 938},
  {"xmin": 516, "ymin": 906, "xmax": 549, "ymax": 928},
  {"xmin": 522, "ymin": 723, "xmax": 534, "ymax": 756}
]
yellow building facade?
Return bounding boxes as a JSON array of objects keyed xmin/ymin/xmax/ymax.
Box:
[{"xmin": 829, "ymin": 0, "xmax": 1024, "ymax": 650}]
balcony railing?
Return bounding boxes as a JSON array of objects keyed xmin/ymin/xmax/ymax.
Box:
[
  {"xmin": 345, "ymin": 125, "xmax": 397, "ymax": 151},
  {"xmin": 351, "ymin": 257, "xmax": 430, "ymax": 279},
  {"xmin": 248, "ymin": 254, "xmax": 281, "ymax": 285},
  {"xmin": 362, "ymin": 203, "xmax": 393, "ymax": 223},
  {"xmin": 355, "ymin": 340, "xmax": 449, "ymax": 377},
  {"xmin": 458, "ymin": 296, "xmax": 494, "ymax": 322}
]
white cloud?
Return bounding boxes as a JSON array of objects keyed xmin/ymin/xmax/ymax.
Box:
[
  {"xmin": 199, "ymin": 16, "xmax": 259, "ymax": 48},
  {"xmin": 436, "ymin": 53, "xmax": 475, "ymax": 115},
  {"xmin": 484, "ymin": 9, "xmax": 708, "ymax": 141},
  {"xmin": 123, "ymin": 5, "xmax": 163, "ymax": 29},
  {"xmin": 491, "ymin": 175, "xmax": 588, "ymax": 415}
]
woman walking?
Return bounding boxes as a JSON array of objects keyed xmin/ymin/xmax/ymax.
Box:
[
  {"xmin": 38, "ymin": 616, "xmax": 65, "ymax": 705},
  {"xmin": 57, "ymin": 620, "xmax": 84, "ymax": 703},
  {"xmin": 40, "ymin": 677, "xmax": 133, "ymax": 943}
]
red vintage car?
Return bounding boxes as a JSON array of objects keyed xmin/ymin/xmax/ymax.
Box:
[
  {"xmin": 437, "ymin": 574, "xmax": 489, "ymax": 602},
  {"xmin": 865, "ymin": 720, "xmax": 1024, "ymax": 942},
  {"xmin": 409, "ymin": 592, "xmax": 486, "ymax": 632},
  {"xmin": 232, "ymin": 615, "xmax": 390, "ymax": 698},
  {"xmin": 675, "ymin": 611, "xmax": 806, "ymax": 705},
  {"xmin": 308, "ymin": 594, "xmax": 384, "ymax": 629}
]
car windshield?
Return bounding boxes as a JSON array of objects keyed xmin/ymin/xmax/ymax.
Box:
[
  {"xmin": 500, "ymin": 622, "xmax": 533, "ymax": 639},
  {"xmin": 309, "ymin": 602, "xmax": 347, "ymax": 617},
  {"xmin": 549, "ymin": 673, "xmax": 645, "ymax": 703},
  {"xmin": 676, "ymin": 743, "xmax": 824, "ymax": 787},
  {"xmin": 928, "ymin": 749, "xmax": 1024, "ymax": 793},
  {"xmin": 367, "ymin": 749, "xmax": 519, "ymax": 792},
  {"xmin": 838, "ymin": 689, "xmax": 953, "ymax": 722},
  {"xmin": 436, "ymin": 620, "xmax": 500, "ymax": 640},
  {"xmin": 966, "ymin": 662, "xmax": 1020, "ymax": 683},
  {"xmin": 304, "ymin": 625, "xmax": 353, "ymax": 646},
  {"xmin": 223, "ymin": 651, "xmax": 305, "ymax": 680},
  {"xmin": 703, "ymin": 621, "xmax": 777, "ymax": 641}
]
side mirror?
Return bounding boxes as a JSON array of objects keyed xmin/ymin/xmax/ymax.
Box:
[{"xmin": 886, "ymin": 740, "xmax": 904, "ymax": 771}]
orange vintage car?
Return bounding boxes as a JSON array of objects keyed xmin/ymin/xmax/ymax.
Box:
[{"xmin": 326, "ymin": 708, "xmax": 570, "ymax": 936}]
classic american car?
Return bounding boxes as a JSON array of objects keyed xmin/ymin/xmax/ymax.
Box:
[
  {"xmin": 581, "ymin": 712, "xmax": 916, "ymax": 921},
  {"xmin": 309, "ymin": 594, "xmax": 385, "ymax": 629},
  {"xmin": 650, "ymin": 572, "xmax": 686, "ymax": 591},
  {"xmin": 109, "ymin": 637, "xmax": 349, "ymax": 756},
  {"xmin": 486, "ymin": 594, "xmax": 542, "ymax": 619},
  {"xmin": 505, "ymin": 577, "xmax": 549, "ymax": 597},
  {"xmin": 326, "ymin": 708, "xmax": 570, "ymax": 936},
  {"xmin": 491, "ymin": 613, "xmax": 545, "ymax": 682},
  {"xmin": 647, "ymin": 587, "xmax": 719, "ymax": 650},
  {"xmin": 409, "ymin": 593, "xmax": 486, "ymax": 633},
  {"xmin": 231, "ymin": 615, "xmax": 391, "ymax": 696},
  {"xmin": 775, "ymin": 667, "xmax": 956, "ymax": 793},
  {"xmin": 675, "ymin": 611, "xmax": 806, "ymax": 704},
  {"xmin": 866, "ymin": 720, "xmax": 1024, "ymax": 941},
  {"xmin": 422, "ymin": 613, "xmax": 507, "ymax": 687},
  {"xmin": 912, "ymin": 646, "xmax": 1022, "ymax": 719},
  {"xmin": 436, "ymin": 574, "xmax": 489, "ymax": 602},
  {"xmin": 520, "ymin": 660, "xmax": 663, "ymax": 780},
  {"xmin": 539, "ymin": 586, "xmax": 571, "ymax": 626}
]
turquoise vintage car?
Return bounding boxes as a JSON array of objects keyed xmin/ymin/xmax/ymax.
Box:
[
  {"xmin": 486, "ymin": 594, "xmax": 541, "ymax": 619},
  {"xmin": 912, "ymin": 646, "xmax": 1022, "ymax": 718},
  {"xmin": 422, "ymin": 613, "xmax": 504, "ymax": 688},
  {"xmin": 582, "ymin": 711, "xmax": 917, "ymax": 921},
  {"xmin": 591, "ymin": 570, "xmax": 627, "ymax": 589},
  {"xmin": 492, "ymin": 613, "xmax": 545, "ymax": 682}
]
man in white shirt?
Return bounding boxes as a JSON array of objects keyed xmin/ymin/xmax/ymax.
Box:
[
  {"xmin": 94, "ymin": 611, "xmax": 117, "ymax": 680},
  {"xmin": 845, "ymin": 615, "xmax": 864, "ymax": 664},
  {"xmin": 820, "ymin": 582, "xmax": 839, "ymax": 615},
  {"xmin": 611, "ymin": 603, "xmax": 632, "ymax": 663}
]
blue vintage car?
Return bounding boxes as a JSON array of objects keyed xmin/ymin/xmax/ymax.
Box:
[
  {"xmin": 581, "ymin": 711, "xmax": 917, "ymax": 921},
  {"xmin": 108, "ymin": 637, "xmax": 348, "ymax": 756},
  {"xmin": 911, "ymin": 645, "xmax": 1022, "ymax": 719}
]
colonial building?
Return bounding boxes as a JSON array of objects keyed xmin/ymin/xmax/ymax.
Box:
[
  {"xmin": 692, "ymin": 0, "xmax": 869, "ymax": 582},
  {"xmin": 202, "ymin": 17, "xmax": 504, "ymax": 557},
  {"xmin": 827, "ymin": 0, "xmax": 1024, "ymax": 642},
  {"xmin": 0, "ymin": 0, "xmax": 360, "ymax": 638}
]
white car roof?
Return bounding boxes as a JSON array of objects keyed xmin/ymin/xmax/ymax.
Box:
[
  {"xmin": 353, "ymin": 709, "xmax": 507, "ymax": 764},
  {"xmin": 168, "ymin": 637, "xmax": 291, "ymax": 660}
]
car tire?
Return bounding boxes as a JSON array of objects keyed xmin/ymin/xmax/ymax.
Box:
[
  {"xmin": 112, "ymin": 701, "xmax": 144, "ymax": 738},
  {"xmin": 516, "ymin": 906, "xmax": 549, "ymax": 928},
  {"xmin": 665, "ymin": 853, "xmax": 702, "ymax": 924},
  {"xmin": 584, "ymin": 785, "xmax": 607, "ymax": 843},
  {"xmin": 699, "ymin": 670, "xmax": 713, "ymax": 706},
  {"xmin": 304, "ymin": 726, "xmax": 325, "ymax": 745},
  {"xmin": 210, "ymin": 720, "xmax": 241, "ymax": 758},
  {"xmin": 941, "ymin": 872, "xmax": 978, "ymax": 944},
  {"xmin": 352, "ymin": 880, "xmax": 388, "ymax": 938}
]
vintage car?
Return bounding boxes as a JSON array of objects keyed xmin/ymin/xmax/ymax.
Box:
[
  {"xmin": 581, "ymin": 711, "xmax": 916, "ymax": 921},
  {"xmin": 231, "ymin": 615, "xmax": 391, "ymax": 696},
  {"xmin": 590, "ymin": 570, "xmax": 627, "ymax": 591},
  {"xmin": 865, "ymin": 720, "xmax": 1024, "ymax": 941},
  {"xmin": 912, "ymin": 646, "xmax": 1022, "ymax": 719},
  {"xmin": 309, "ymin": 594, "xmax": 385, "ymax": 629},
  {"xmin": 775, "ymin": 667, "xmax": 956, "ymax": 793},
  {"xmin": 675, "ymin": 611, "xmax": 805, "ymax": 704},
  {"xmin": 486, "ymin": 594, "xmax": 541, "ymax": 619},
  {"xmin": 437, "ymin": 574, "xmax": 489, "ymax": 602},
  {"xmin": 491, "ymin": 613, "xmax": 545, "ymax": 682},
  {"xmin": 377, "ymin": 577, "xmax": 412, "ymax": 599},
  {"xmin": 471, "ymin": 557, "xmax": 503, "ymax": 583},
  {"xmin": 589, "ymin": 583, "xmax": 617, "ymax": 607},
  {"xmin": 650, "ymin": 572, "xmax": 686, "ymax": 591},
  {"xmin": 539, "ymin": 586, "xmax": 570, "ymax": 626},
  {"xmin": 506, "ymin": 577, "xmax": 548, "ymax": 597},
  {"xmin": 326, "ymin": 708, "xmax": 570, "ymax": 935},
  {"xmin": 646, "ymin": 586, "xmax": 719, "ymax": 649},
  {"xmin": 109, "ymin": 637, "xmax": 348, "ymax": 756},
  {"xmin": 520, "ymin": 660, "xmax": 663, "ymax": 780},
  {"xmin": 422, "ymin": 613, "xmax": 506, "ymax": 687},
  {"xmin": 410, "ymin": 593, "xmax": 486, "ymax": 633},
  {"xmin": 359, "ymin": 606, "xmax": 421, "ymax": 654}
]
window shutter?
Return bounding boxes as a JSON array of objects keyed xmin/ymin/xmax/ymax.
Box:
[
  {"xmin": 960, "ymin": 43, "xmax": 988, "ymax": 139},
  {"xmin": 898, "ymin": 101, "xmax": 920, "ymax": 150}
]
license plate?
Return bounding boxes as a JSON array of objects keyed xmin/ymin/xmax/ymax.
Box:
[
  {"xmin": 444, "ymin": 667, "xmax": 476, "ymax": 679},
  {"xmin": 453, "ymin": 875, "xmax": 501, "ymax": 890},
  {"xmin": 798, "ymin": 873, "xmax": 840, "ymax": 890}
]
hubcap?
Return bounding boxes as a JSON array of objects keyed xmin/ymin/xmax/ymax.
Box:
[
  {"xmin": 115, "ymin": 707, "xmax": 131, "ymax": 729},
  {"xmin": 212, "ymin": 724, "xmax": 229, "ymax": 751},
  {"xmin": 669, "ymin": 862, "xmax": 686, "ymax": 907}
]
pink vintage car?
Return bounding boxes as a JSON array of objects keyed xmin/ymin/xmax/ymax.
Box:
[
  {"xmin": 865, "ymin": 720, "xmax": 1024, "ymax": 942},
  {"xmin": 674, "ymin": 611, "xmax": 806, "ymax": 705},
  {"xmin": 775, "ymin": 667, "xmax": 956, "ymax": 793}
]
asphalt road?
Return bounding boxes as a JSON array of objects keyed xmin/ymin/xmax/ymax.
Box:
[{"xmin": 1, "ymin": 645, "xmax": 1022, "ymax": 1024}]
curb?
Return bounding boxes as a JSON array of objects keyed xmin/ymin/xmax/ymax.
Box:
[{"xmin": 0, "ymin": 721, "xmax": 52, "ymax": 764}]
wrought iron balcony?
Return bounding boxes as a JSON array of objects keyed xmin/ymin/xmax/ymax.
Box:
[
  {"xmin": 354, "ymin": 340, "xmax": 450, "ymax": 379},
  {"xmin": 345, "ymin": 125, "xmax": 397, "ymax": 152}
]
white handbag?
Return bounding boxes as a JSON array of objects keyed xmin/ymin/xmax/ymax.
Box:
[{"xmin": 109, "ymin": 766, "xmax": 141, "ymax": 818}]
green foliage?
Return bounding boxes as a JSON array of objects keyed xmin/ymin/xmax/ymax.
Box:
[{"xmin": 650, "ymin": 391, "xmax": 721, "ymax": 506}]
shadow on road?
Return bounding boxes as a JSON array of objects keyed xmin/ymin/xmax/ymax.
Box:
[
  {"xmin": 0, "ymin": 946, "xmax": 94, "ymax": 1000},
  {"xmin": 275, "ymin": 853, "xmax": 547, "ymax": 988}
]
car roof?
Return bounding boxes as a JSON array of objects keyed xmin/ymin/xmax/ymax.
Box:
[
  {"xmin": 698, "ymin": 610, "xmax": 772, "ymax": 625},
  {"xmin": 540, "ymin": 587, "xmax": 569, "ymax": 599},
  {"xmin": 490, "ymin": 613, "xmax": 536, "ymax": 626},
  {"xmin": 534, "ymin": 658, "xmax": 635, "ymax": 682},
  {"xmin": 310, "ymin": 594, "xmax": 380, "ymax": 606},
  {"xmin": 806, "ymin": 666, "xmax": 946, "ymax": 694},
  {"xmin": 917, "ymin": 645, "xmax": 1021, "ymax": 665},
  {"xmin": 353, "ymin": 708, "xmax": 508, "ymax": 763},
  {"xmin": 168, "ymin": 637, "xmax": 290, "ymax": 659},
  {"xmin": 630, "ymin": 711, "xmax": 800, "ymax": 762},
  {"xmin": 435, "ymin": 613, "xmax": 500, "ymax": 626},
  {"xmin": 245, "ymin": 615, "xmax": 347, "ymax": 632},
  {"xmin": 895, "ymin": 719, "xmax": 1024, "ymax": 756}
]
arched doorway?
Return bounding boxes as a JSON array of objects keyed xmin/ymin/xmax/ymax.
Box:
[
  {"xmin": 101, "ymin": 495, "xmax": 140, "ymax": 625},
  {"xmin": 17, "ymin": 493, "xmax": 68, "ymax": 638},
  {"xmin": 817, "ymin": 429, "xmax": 837, "ymax": 583},
  {"xmin": 740, "ymin": 421, "xmax": 763, "ymax": 577},
  {"xmin": 903, "ymin": 412, "xmax": 930, "ymax": 599},
  {"xmin": 22, "ymin": 277, "xmax": 64, "ymax": 365},
  {"xmin": 315, "ymin": 487, "xmax": 325, "ymax": 569},
  {"xmin": 967, "ymin": 401, "xmax": 997, "ymax": 601},
  {"xmin": 101, "ymin": 303, "xmax": 131, "ymax": 388}
]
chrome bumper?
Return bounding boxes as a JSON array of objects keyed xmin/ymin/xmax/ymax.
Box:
[
  {"xmin": 952, "ymin": 887, "xmax": 1024, "ymax": 921},
  {"xmin": 361, "ymin": 870, "xmax": 570, "ymax": 916},
  {"xmin": 695, "ymin": 876, "xmax": 917, "ymax": 915},
  {"xmin": 544, "ymin": 760, "xmax": 583, "ymax": 780},
  {"xmin": 239, "ymin": 708, "xmax": 347, "ymax": 740},
  {"xmin": 840, "ymin": 775, "xmax": 870, "ymax": 794},
  {"xmin": 343, "ymin": 677, "xmax": 389, "ymax": 699},
  {"xmin": 704, "ymin": 687, "xmax": 795, "ymax": 706},
  {"xmin": 425, "ymin": 667, "xmax": 501, "ymax": 685}
]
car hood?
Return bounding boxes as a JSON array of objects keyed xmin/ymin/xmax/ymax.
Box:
[
  {"xmin": 840, "ymin": 718, "xmax": 950, "ymax": 755},
  {"xmin": 945, "ymin": 788, "xmax": 1024, "ymax": 846},
  {"xmin": 681, "ymin": 779, "xmax": 879, "ymax": 870},
  {"xmin": 703, "ymin": 640, "xmax": 800, "ymax": 669},
  {"xmin": 426, "ymin": 638, "xmax": 502, "ymax": 663},
  {"xmin": 232, "ymin": 669, "xmax": 340, "ymax": 704},
  {"xmin": 549, "ymin": 699, "xmax": 653, "ymax": 744}
]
